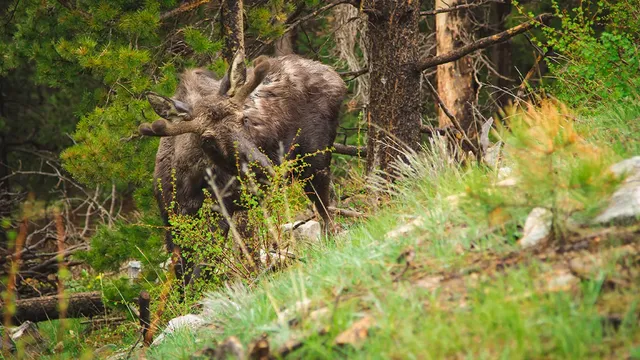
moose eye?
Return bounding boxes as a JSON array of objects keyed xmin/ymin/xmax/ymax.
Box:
[{"xmin": 243, "ymin": 116, "xmax": 250, "ymax": 127}]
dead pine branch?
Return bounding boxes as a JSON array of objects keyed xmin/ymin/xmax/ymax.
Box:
[
  {"xmin": 333, "ymin": 143, "xmax": 367, "ymax": 157},
  {"xmin": 420, "ymin": 0, "xmax": 503, "ymax": 16},
  {"xmin": 328, "ymin": 206, "xmax": 368, "ymax": 218},
  {"xmin": 517, "ymin": 50, "xmax": 550, "ymax": 99},
  {"xmin": 339, "ymin": 68, "xmax": 369, "ymax": 81},
  {"xmin": 423, "ymin": 77, "xmax": 477, "ymax": 152},
  {"xmin": 160, "ymin": 0, "xmax": 212, "ymax": 20},
  {"xmin": 417, "ymin": 13, "xmax": 552, "ymax": 72}
]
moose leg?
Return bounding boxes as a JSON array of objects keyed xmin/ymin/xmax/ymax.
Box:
[{"xmin": 305, "ymin": 168, "xmax": 333, "ymax": 235}]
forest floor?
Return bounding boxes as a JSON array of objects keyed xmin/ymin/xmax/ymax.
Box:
[
  {"xmin": 139, "ymin": 101, "xmax": 640, "ymax": 359},
  {"xmin": 12, "ymin": 101, "xmax": 640, "ymax": 359}
]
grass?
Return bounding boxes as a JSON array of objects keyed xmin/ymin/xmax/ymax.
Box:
[
  {"xmin": 144, "ymin": 100, "xmax": 640, "ymax": 359},
  {"xmin": 9, "ymin": 100, "xmax": 639, "ymax": 359}
]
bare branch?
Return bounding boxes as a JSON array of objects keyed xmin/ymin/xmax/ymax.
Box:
[
  {"xmin": 420, "ymin": 0, "xmax": 504, "ymax": 16},
  {"xmin": 339, "ymin": 68, "xmax": 368, "ymax": 80},
  {"xmin": 424, "ymin": 76, "xmax": 478, "ymax": 152},
  {"xmin": 333, "ymin": 143, "xmax": 366, "ymax": 157},
  {"xmin": 417, "ymin": 13, "xmax": 552, "ymax": 72},
  {"xmin": 160, "ymin": 0, "xmax": 212, "ymax": 20},
  {"xmin": 328, "ymin": 206, "xmax": 368, "ymax": 218},
  {"xmin": 250, "ymin": 0, "xmax": 353, "ymax": 56},
  {"xmin": 286, "ymin": 1, "xmax": 353, "ymax": 33}
]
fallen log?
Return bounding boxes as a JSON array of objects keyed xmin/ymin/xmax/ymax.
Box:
[{"xmin": 2, "ymin": 291, "xmax": 105, "ymax": 324}]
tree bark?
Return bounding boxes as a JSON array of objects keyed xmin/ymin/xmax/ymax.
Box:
[
  {"xmin": 490, "ymin": 0, "xmax": 513, "ymax": 106},
  {"xmin": 435, "ymin": 0, "xmax": 475, "ymax": 136},
  {"xmin": 3, "ymin": 291, "xmax": 105, "ymax": 324},
  {"xmin": 222, "ymin": 0, "xmax": 244, "ymax": 64},
  {"xmin": 363, "ymin": 0, "xmax": 421, "ymax": 176},
  {"xmin": 274, "ymin": 30, "xmax": 297, "ymax": 56}
]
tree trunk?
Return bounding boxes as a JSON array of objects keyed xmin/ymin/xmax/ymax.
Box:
[
  {"xmin": 490, "ymin": 0, "xmax": 513, "ymax": 106},
  {"xmin": 3, "ymin": 291, "xmax": 105, "ymax": 324},
  {"xmin": 0, "ymin": 77, "xmax": 10, "ymax": 247},
  {"xmin": 435, "ymin": 0, "xmax": 475, "ymax": 137},
  {"xmin": 222, "ymin": 0, "xmax": 244, "ymax": 64},
  {"xmin": 363, "ymin": 0, "xmax": 421, "ymax": 176},
  {"xmin": 274, "ymin": 30, "xmax": 297, "ymax": 56}
]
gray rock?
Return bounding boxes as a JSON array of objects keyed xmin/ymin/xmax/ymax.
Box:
[
  {"xmin": 594, "ymin": 156, "xmax": 640, "ymax": 224},
  {"xmin": 282, "ymin": 220, "xmax": 322, "ymax": 241},
  {"xmin": 151, "ymin": 314, "xmax": 207, "ymax": 347},
  {"xmin": 519, "ymin": 207, "xmax": 553, "ymax": 248}
]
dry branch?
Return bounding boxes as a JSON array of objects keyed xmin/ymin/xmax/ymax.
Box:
[
  {"xmin": 3, "ymin": 291, "xmax": 105, "ymax": 324},
  {"xmin": 517, "ymin": 51, "xmax": 549, "ymax": 98},
  {"xmin": 328, "ymin": 206, "xmax": 368, "ymax": 218},
  {"xmin": 250, "ymin": 0, "xmax": 352, "ymax": 57},
  {"xmin": 333, "ymin": 143, "xmax": 366, "ymax": 157},
  {"xmin": 339, "ymin": 68, "xmax": 369, "ymax": 80},
  {"xmin": 332, "ymin": 124, "xmax": 455, "ymax": 157},
  {"xmin": 160, "ymin": 0, "xmax": 212, "ymax": 20},
  {"xmin": 420, "ymin": 0, "xmax": 503, "ymax": 16},
  {"xmin": 417, "ymin": 13, "xmax": 552, "ymax": 72}
]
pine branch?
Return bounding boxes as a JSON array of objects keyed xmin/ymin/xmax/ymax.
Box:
[{"xmin": 417, "ymin": 13, "xmax": 552, "ymax": 72}]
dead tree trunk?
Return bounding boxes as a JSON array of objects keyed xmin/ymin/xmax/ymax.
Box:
[
  {"xmin": 363, "ymin": 0, "xmax": 422, "ymax": 176},
  {"xmin": 3, "ymin": 291, "xmax": 105, "ymax": 324},
  {"xmin": 435, "ymin": 0, "xmax": 476, "ymax": 141}
]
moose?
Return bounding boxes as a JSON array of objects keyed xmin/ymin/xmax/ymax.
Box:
[
  {"xmin": 145, "ymin": 67, "xmax": 233, "ymax": 283},
  {"xmin": 140, "ymin": 53, "xmax": 347, "ymax": 281}
]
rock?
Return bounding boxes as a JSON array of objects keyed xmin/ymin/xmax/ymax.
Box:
[
  {"xmin": 297, "ymin": 221, "xmax": 321, "ymax": 241},
  {"xmin": 2, "ymin": 321, "xmax": 46, "ymax": 354},
  {"xmin": 259, "ymin": 249, "xmax": 296, "ymax": 268},
  {"xmin": 608, "ymin": 156, "xmax": 640, "ymax": 177},
  {"xmin": 519, "ymin": 207, "xmax": 553, "ymax": 248},
  {"xmin": 151, "ymin": 314, "xmax": 207, "ymax": 347},
  {"xmin": 495, "ymin": 167, "xmax": 517, "ymax": 187},
  {"xmin": 445, "ymin": 194, "xmax": 465, "ymax": 208},
  {"xmin": 498, "ymin": 166, "xmax": 513, "ymax": 180},
  {"xmin": 545, "ymin": 270, "xmax": 579, "ymax": 292},
  {"xmin": 385, "ymin": 216, "xmax": 424, "ymax": 240},
  {"xmin": 279, "ymin": 298, "xmax": 312, "ymax": 323},
  {"xmin": 281, "ymin": 220, "xmax": 322, "ymax": 242},
  {"xmin": 127, "ymin": 260, "xmax": 142, "ymax": 281},
  {"xmin": 594, "ymin": 156, "xmax": 640, "ymax": 224}
]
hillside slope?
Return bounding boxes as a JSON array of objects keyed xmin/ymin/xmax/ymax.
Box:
[{"xmin": 144, "ymin": 101, "xmax": 640, "ymax": 360}]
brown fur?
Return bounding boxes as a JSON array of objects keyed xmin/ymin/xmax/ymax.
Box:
[
  {"xmin": 151, "ymin": 69, "xmax": 234, "ymax": 283},
  {"xmin": 143, "ymin": 55, "xmax": 347, "ymax": 243}
]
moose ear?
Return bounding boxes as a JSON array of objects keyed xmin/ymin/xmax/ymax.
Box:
[
  {"xmin": 146, "ymin": 92, "xmax": 192, "ymax": 121},
  {"xmin": 226, "ymin": 49, "xmax": 247, "ymax": 97}
]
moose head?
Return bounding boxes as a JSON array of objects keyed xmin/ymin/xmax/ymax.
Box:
[{"xmin": 139, "ymin": 53, "xmax": 273, "ymax": 176}]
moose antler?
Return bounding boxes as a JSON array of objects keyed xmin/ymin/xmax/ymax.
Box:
[
  {"xmin": 138, "ymin": 56, "xmax": 271, "ymax": 138},
  {"xmin": 139, "ymin": 119, "xmax": 202, "ymax": 137},
  {"xmin": 231, "ymin": 57, "xmax": 271, "ymax": 106}
]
